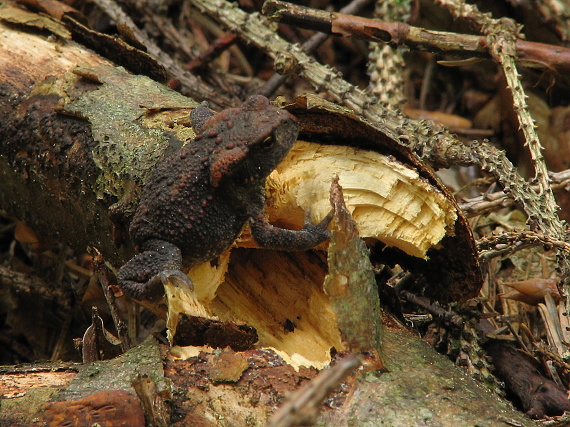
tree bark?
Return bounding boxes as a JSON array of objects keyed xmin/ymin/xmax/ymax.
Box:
[{"xmin": 0, "ymin": 6, "xmax": 203, "ymax": 264}]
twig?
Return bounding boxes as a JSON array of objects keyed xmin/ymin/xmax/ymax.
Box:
[
  {"xmin": 477, "ymin": 231, "xmax": 570, "ymax": 261},
  {"xmin": 263, "ymin": 0, "xmax": 570, "ymax": 74},
  {"xmin": 92, "ymin": 0, "xmax": 232, "ymax": 107},
  {"xmin": 459, "ymin": 169, "xmax": 570, "ymax": 217},
  {"xmin": 266, "ymin": 353, "xmax": 362, "ymax": 427},
  {"xmin": 367, "ymin": 0, "xmax": 410, "ymax": 108},
  {"xmin": 187, "ymin": 32, "xmax": 239, "ymax": 73},
  {"xmin": 436, "ymin": 0, "xmax": 569, "ymax": 343},
  {"xmin": 436, "ymin": 0, "xmax": 560, "ymax": 238},
  {"xmin": 259, "ymin": 0, "xmax": 372, "ymax": 97},
  {"xmin": 91, "ymin": 249, "xmax": 132, "ymax": 352},
  {"xmin": 400, "ymin": 291, "xmax": 465, "ymax": 329},
  {"xmin": 446, "ymin": 140, "xmax": 557, "ymax": 234}
]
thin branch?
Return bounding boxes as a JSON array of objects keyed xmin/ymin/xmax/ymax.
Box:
[
  {"xmin": 478, "ymin": 231, "xmax": 570, "ymax": 261},
  {"xmin": 435, "ymin": 0, "xmax": 570, "ymax": 341},
  {"xmin": 266, "ymin": 353, "xmax": 362, "ymax": 427},
  {"xmin": 259, "ymin": 0, "xmax": 372, "ymax": 97},
  {"xmin": 263, "ymin": 0, "xmax": 570, "ymax": 74},
  {"xmin": 459, "ymin": 169, "xmax": 570, "ymax": 217},
  {"xmin": 186, "ymin": 32, "xmax": 239, "ymax": 73},
  {"xmin": 91, "ymin": 0, "xmax": 232, "ymax": 107},
  {"xmin": 436, "ymin": 0, "xmax": 560, "ymax": 238},
  {"xmin": 91, "ymin": 249, "xmax": 132, "ymax": 352},
  {"xmin": 401, "ymin": 291, "xmax": 465, "ymax": 329},
  {"xmin": 367, "ymin": 0, "xmax": 410, "ymax": 108}
]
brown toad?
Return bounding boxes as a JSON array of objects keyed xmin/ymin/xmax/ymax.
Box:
[{"xmin": 117, "ymin": 95, "xmax": 331, "ymax": 300}]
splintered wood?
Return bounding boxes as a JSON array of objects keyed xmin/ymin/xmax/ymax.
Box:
[
  {"xmin": 267, "ymin": 140, "xmax": 458, "ymax": 259},
  {"xmin": 174, "ymin": 249, "xmax": 342, "ymax": 370}
]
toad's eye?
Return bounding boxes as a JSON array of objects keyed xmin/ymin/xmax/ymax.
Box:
[{"xmin": 260, "ymin": 134, "xmax": 275, "ymax": 150}]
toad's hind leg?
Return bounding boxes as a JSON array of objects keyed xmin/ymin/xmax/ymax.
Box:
[{"xmin": 117, "ymin": 239, "xmax": 193, "ymax": 301}]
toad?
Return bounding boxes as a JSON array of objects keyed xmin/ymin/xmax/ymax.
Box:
[{"xmin": 117, "ymin": 95, "xmax": 332, "ymax": 300}]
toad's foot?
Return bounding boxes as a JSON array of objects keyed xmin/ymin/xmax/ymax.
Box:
[
  {"xmin": 117, "ymin": 240, "xmax": 193, "ymax": 301},
  {"xmin": 249, "ymin": 208, "xmax": 334, "ymax": 251}
]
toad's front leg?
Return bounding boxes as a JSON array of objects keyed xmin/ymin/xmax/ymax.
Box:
[
  {"xmin": 117, "ymin": 239, "xmax": 193, "ymax": 301},
  {"xmin": 249, "ymin": 209, "xmax": 333, "ymax": 251}
]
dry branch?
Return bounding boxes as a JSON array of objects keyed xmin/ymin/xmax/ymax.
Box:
[
  {"xmin": 477, "ymin": 231, "xmax": 570, "ymax": 260},
  {"xmin": 459, "ymin": 169, "xmax": 570, "ymax": 217},
  {"xmin": 263, "ymin": 0, "xmax": 570, "ymax": 74},
  {"xmin": 259, "ymin": 0, "xmax": 370, "ymax": 97},
  {"xmin": 266, "ymin": 353, "xmax": 362, "ymax": 427},
  {"xmin": 438, "ymin": 0, "xmax": 559, "ymax": 236}
]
